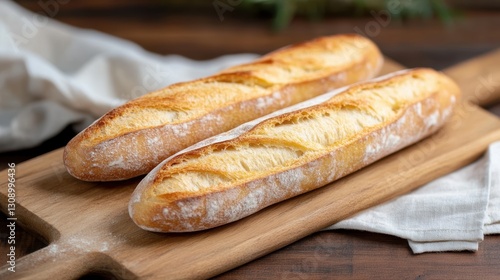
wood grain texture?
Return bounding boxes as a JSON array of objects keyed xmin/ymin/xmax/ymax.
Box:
[
  {"xmin": 1, "ymin": 58, "xmax": 500, "ymax": 278},
  {"xmin": 2, "ymin": 2, "xmax": 500, "ymax": 272},
  {"xmin": 2, "ymin": 2, "xmax": 500, "ymax": 277},
  {"xmin": 215, "ymin": 230, "xmax": 500, "ymax": 279}
]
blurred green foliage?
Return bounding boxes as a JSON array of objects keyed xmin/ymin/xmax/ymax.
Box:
[{"xmin": 240, "ymin": 0, "xmax": 454, "ymax": 31}]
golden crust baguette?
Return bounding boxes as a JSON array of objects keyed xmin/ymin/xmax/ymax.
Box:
[
  {"xmin": 63, "ymin": 34, "xmax": 382, "ymax": 181},
  {"xmin": 129, "ymin": 68, "xmax": 460, "ymax": 232}
]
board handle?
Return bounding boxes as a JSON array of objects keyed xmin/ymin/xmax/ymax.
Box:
[
  {"xmin": 0, "ymin": 247, "xmax": 87, "ymax": 280},
  {"xmin": 443, "ymin": 48, "xmax": 500, "ymax": 107},
  {"xmin": 0, "ymin": 242, "xmax": 136, "ymax": 280}
]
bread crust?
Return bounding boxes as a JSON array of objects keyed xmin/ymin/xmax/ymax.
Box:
[
  {"xmin": 129, "ymin": 68, "xmax": 461, "ymax": 232},
  {"xmin": 63, "ymin": 34, "xmax": 382, "ymax": 181}
]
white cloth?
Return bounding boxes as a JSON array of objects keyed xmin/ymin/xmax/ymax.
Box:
[
  {"xmin": 1, "ymin": 1, "xmax": 499, "ymax": 254},
  {"xmin": 0, "ymin": 1, "xmax": 257, "ymax": 151},
  {"xmin": 326, "ymin": 142, "xmax": 500, "ymax": 253}
]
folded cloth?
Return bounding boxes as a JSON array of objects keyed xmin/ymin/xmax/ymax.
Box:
[
  {"xmin": 1, "ymin": 1, "xmax": 499, "ymax": 254},
  {"xmin": 327, "ymin": 142, "xmax": 500, "ymax": 253},
  {"xmin": 0, "ymin": 1, "xmax": 257, "ymax": 152}
]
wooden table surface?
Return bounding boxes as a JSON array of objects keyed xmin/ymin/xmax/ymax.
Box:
[{"xmin": 1, "ymin": 1, "xmax": 500, "ymax": 279}]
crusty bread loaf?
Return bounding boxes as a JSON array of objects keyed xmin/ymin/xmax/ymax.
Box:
[
  {"xmin": 63, "ymin": 34, "xmax": 382, "ymax": 181},
  {"xmin": 129, "ymin": 68, "xmax": 460, "ymax": 232}
]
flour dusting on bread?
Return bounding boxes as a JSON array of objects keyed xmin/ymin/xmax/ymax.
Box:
[{"xmin": 64, "ymin": 34, "xmax": 383, "ymax": 181}]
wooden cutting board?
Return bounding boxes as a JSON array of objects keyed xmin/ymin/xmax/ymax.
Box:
[{"xmin": 1, "ymin": 51, "xmax": 500, "ymax": 280}]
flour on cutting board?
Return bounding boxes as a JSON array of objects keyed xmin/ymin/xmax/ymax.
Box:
[
  {"xmin": 37, "ymin": 229, "xmax": 126, "ymax": 262},
  {"xmin": 46, "ymin": 237, "xmax": 109, "ymax": 255}
]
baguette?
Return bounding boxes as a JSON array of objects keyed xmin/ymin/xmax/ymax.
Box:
[
  {"xmin": 129, "ymin": 68, "xmax": 460, "ymax": 232},
  {"xmin": 63, "ymin": 34, "xmax": 382, "ymax": 181}
]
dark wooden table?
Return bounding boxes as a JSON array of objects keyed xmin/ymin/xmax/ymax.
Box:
[{"xmin": 2, "ymin": 1, "xmax": 500, "ymax": 279}]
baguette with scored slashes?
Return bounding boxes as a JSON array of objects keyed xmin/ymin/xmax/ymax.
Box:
[
  {"xmin": 63, "ymin": 34, "xmax": 382, "ymax": 181},
  {"xmin": 129, "ymin": 68, "xmax": 460, "ymax": 232}
]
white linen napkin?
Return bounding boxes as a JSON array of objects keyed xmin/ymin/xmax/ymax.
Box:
[
  {"xmin": 1, "ymin": 1, "xmax": 499, "ymax": 253},
  {"xmin": 0, "ymin": 1, "xmax": 257, "ymax": 152},
  {"xmin": 326, "ymin": 142, "xmax": 500, "ymax": 253}
]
